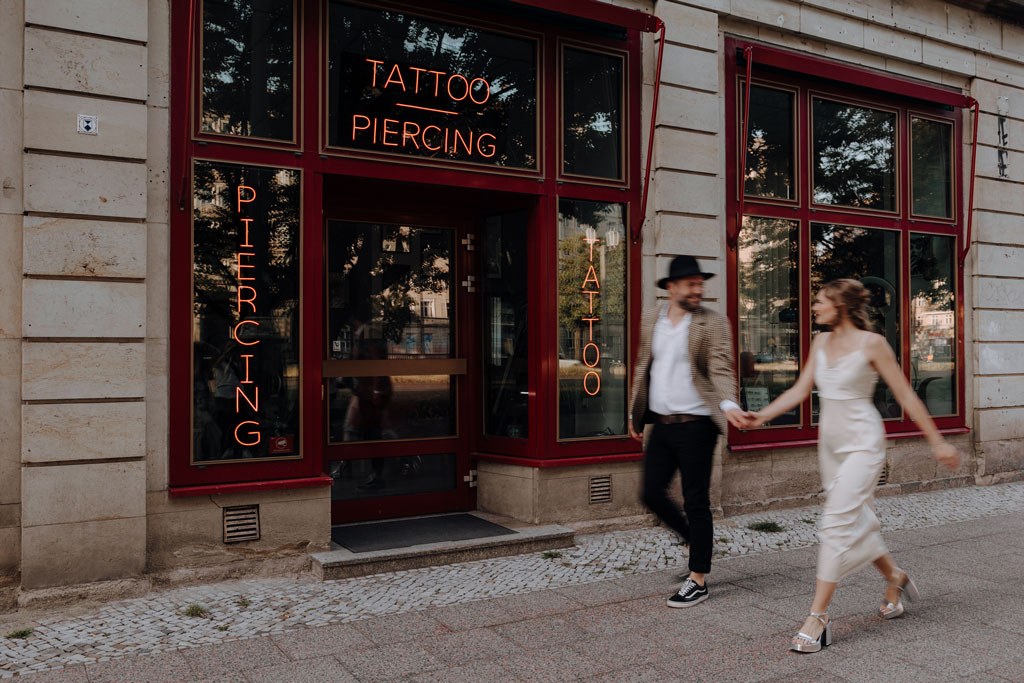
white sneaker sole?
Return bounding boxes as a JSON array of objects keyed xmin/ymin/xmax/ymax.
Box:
[{"xmin": 667, "ymin": 592, "xmax": 708, "ymax": 608}]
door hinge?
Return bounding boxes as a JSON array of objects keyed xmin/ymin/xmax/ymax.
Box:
[
  {"xmin": 460, "ymin": 275, "xmax": 477, "ymax": 293},
  {"xmin": 460, "ymin": 233, "xmax": 477, "ymax": 251},
  {"xmin": 463, "ymin": 469, "xmax": 478, "ymax": 488}
]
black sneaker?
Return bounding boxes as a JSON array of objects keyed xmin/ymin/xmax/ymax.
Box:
[{"xmin": 667, "ymin": 578, "xmax": 708, "ymax": 608}]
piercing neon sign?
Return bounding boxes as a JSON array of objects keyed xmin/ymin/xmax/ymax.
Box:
[
  {"xmin": 232, "ymin": 184, "xmax": 262, "ymax": 447},
  {"xmin": 351, "ymin": 59, "xmax": 497, "ymax": 159}
]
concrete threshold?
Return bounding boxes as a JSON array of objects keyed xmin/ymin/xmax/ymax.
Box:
[{"xmin": 312, "ymin": 513, "xmax": 575, "ymax": 580}]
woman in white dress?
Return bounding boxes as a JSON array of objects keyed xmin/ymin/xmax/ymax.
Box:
[{"xmin": 745, "ymin": 279, "xmax": 960, "ymax": 653}]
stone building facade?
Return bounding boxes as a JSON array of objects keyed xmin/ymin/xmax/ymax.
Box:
[{"xmin": 0, "ymin": 0, "xmax": 1021, "ymax": 602}]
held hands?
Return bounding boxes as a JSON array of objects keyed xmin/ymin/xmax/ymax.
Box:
[
  {"xmin": 725, "ymin": 409, "xmax": 766, "ymax": 430},
  {"xmin": 932, "ymin": 442, "xmax": 960, "ymax": 470}
]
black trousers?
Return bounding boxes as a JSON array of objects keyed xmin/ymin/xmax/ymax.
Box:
[{"xmin": 642, "ymin": 418, "xmax": 718, "ymax": 574}]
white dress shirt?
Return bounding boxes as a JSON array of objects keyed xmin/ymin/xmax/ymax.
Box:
[{"xmin": 648, "ymin": 305, "xmax": 740, "ymax": 417}]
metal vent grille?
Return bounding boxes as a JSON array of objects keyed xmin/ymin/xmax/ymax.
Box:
[
  {"xmin": 878, "ymin": 463, "xmax": 889, "ymax": 486},
  {"xmin": 223, "ymin": 505, "xmax": 260, "ymax": 543},
  {"xmin": 589, "ymin": 475, "xmax": 612, "ymax": 504}
]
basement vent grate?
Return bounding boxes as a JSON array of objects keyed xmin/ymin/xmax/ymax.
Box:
[
  {"xmin": 878, "ymin": 463, "xmax": 889, "ymax": 486},
  {"xmin": 589, "ymin": 475, "xmax": 612, "ymax": 504},
  {"xmin": 223, "ymin": 505, "xmax": 261, "ymax": 543}
]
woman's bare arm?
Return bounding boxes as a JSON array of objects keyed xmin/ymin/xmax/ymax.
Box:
[{"xmin": 749, "ymin": 334, "xmax": 822, "ymax": 426}]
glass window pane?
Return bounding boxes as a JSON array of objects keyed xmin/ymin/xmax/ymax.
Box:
[
  {"xmin": 482, "ymin": 211, "xmax": 529, "ymax": 439},
  {"xmin": 326, "ymin": 221, "xmax": 456, "ymax": 443},
  {"xmin": 912, "ymin": 117, "xmax": 953, "ymax": 218},
  {"xmin": 811, "ymin": 223, "xmax": 901, "ymax": 420},
  {"xmin": 328, "ymin": 375, "xmax": 455, "ymax": 443},
  {"xmin": 737, "ymin": 217, "xmax": 800, "ymax": 426},
  {"xmin": 563, "ymin": 48, "xmax": 623, "ymax": 179},
  {"xmin": 743, "ymin": 85, "xmax": 795, "ymax": 200},
  {"xmin": 328, "ymin": 452, "xmax": 456, "ymax": 501},
  {"xmin": 813, "ymin": 98, "xmax": 896, "ymax": 211},
  {"xmin": 328, "ymin": 2, "xmax": 537, "ymax": 169},
  {"xmin": 192, "ymin": 162, "xmax": 300, "ymax": 462},
  {"xmin": 910, "ymin": 234, "xmax": 956, "ymax": 415},
  {"xmin": 201, "ymin": 0, "xmax": 294, "ymax": 141},
  {"xmin": 557, "ymin": 200, "xmax": 627, "ymax": 439}
]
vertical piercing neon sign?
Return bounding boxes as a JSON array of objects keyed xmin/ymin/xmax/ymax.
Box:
[{"xmin": 233, "ymin": 184, "xmax": 262, "ymax": 446}]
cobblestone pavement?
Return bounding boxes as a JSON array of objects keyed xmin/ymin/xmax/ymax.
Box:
[{"xmin": 2, "ymin": 481, "xmax": 1024, "ymax": 680}]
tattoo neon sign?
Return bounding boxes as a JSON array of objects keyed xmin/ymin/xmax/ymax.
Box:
[
  {"xmin": 581, "ymin": 233, "xmax": 601, "ymax": 396},
  {"xmin": 351, "ymin": 59, "xmax": 497, "ymax": 159},
  {"xmin": 232, "ymin": 184, "xmax": 261, "ymax": 447}
]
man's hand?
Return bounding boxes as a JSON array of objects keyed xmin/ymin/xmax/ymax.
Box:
[
  {"xmin": 725, "ymin": 409, "xmax": 751, "ymax": 430},
  {"xmin": 628, "ymin": 422, "xmax": 643, "ymax": 443}
]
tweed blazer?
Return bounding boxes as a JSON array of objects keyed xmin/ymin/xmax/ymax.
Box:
[{"xmin": 628, "ymin": 305, "xmax": 738, "ymax": 436}]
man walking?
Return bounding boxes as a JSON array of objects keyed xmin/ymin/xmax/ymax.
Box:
[{"xmin": 628, "ymin": 255, "xmax": 746, "ymax": 608}]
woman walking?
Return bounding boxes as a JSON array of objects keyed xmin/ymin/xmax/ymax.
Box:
[{"xmin": 744, "ymin": 279, "xmax": 960, "ymax": 653}]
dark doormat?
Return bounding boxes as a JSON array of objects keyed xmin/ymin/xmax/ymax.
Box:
[{"xmin": 331, "ymin": 513, "xmax": 516, "ymax": 553}]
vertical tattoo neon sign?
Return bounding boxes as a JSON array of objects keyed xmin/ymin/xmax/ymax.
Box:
[
  {"xmin": 233, "ymin": 184, "xmax": 262, "ymax": 446},
  {"xmin": 581, "ymin": 232, "xmax": 601, "ymax": 396}
]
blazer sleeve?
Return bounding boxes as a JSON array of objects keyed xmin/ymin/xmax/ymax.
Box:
[
  {"xmin": 707, "ymin": 312, "xmax": 739, "ymax": 408},
  {"xmin": 628, "ymin": 310, "xmax": 656, "ymax": 428}
]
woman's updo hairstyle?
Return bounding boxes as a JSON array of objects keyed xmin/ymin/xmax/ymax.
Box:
[{"xmin": 820, "ymin": 278, "xmax": 873, "ymax": 331}]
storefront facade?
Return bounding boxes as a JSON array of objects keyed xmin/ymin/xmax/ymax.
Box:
[{"xmin": 1, "ymin": 0, "xmax": 1022, "ymax": 597}]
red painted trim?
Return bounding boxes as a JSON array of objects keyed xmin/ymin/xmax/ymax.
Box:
[
  {"xmin": 729, "ymin": 45, "xmax": 753, "ymax": 251},
  {"xmin": 728, "ymin": 38, "xmax": 972, "ymax": 110},
  {"xmin": 729, "ymin": 427, "xmax": 971, "ymax": 453},
  {"xmin": 632, "ymin": 18, "xmax": 664, "ymax": 245},
  {"xmin": 474, "ymin": 451, "xmax": 643, "ymax": 468},
  {"xmin": 507, "ymin": 0, "xmax": 660, "ymax": 32},
  {"xmin": 169, "ymin": 475, "xmax": 333, "ymax": 497},
  {"xmin": 960, "ymin": 99, "xmax": 980, "ymax": 265}
]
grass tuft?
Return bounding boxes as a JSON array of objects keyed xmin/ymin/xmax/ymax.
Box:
[
  {"xmin": 542, "ymin": 550, "xmax": 562, "ymax": 559},
  {"xmin": 235, "ymin": 597, "xmax": 252, "ymax": 608},
  {"xmin": 747, "ymin": 520, "xmax": 786, "ymax": 533},
  {"xmin": 5, "ymin": 629, "xmax": 33, "ymax": 640},
  {"xmin": 182, "ymin": 604, "xmax": 210, "ymax": 618}
]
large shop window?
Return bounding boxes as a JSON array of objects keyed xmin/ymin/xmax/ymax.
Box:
[
  {"xmin": 729, "ymin": 51, "xmax": 964, "ymax": 448},
  {"xmin": 191, "ymin": 161, "xmax": 302, "ymax": 463}
]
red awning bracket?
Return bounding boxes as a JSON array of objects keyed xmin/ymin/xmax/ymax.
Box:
[
  {"xmin": 632, "ymin": 17, "xmax": 666, "ymax": 245},
  {"xmin": 960, "ymin": 97, "xmax": 980, "ymax": 266}
]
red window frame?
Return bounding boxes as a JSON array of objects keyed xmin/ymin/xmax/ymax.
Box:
[
  {"xmin": 724, "ymin": 38, "xmax": 969, "ymax": 452},
  {"xmin": 169, "ymin": 0, "xmax": 647, "ymax": 492}
]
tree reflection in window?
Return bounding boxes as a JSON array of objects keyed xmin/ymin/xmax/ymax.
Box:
[
  {"xmin": 813, "ymin": 98, "xmax": 896, "ymax": 210},
  {"xmin": 743, "ymin": 85, "xmax": 795, "ymax": 199},
  {"xmin": 192, "ymin": 162, "xmax": 300, "ymax": 462},
  {"xmin": 201, "ymin": 0, "xmax": 294, "ymax": 141},
  {"xmin": 563, "ymin": 48, "xmax": 622, "ymax": 179}
]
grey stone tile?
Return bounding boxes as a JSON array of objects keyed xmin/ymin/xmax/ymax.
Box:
[
  {"xmin": 698, "ymin": 605, "xmax": 793, "ymax": 639},
  {"xmin": 492, "ymin": 616, "xmax": 593, "ymax": 651},
  {"xmin": 417, "ymin": 627, "xmax": 520, "ymax": 667},
  {"xmin": 403, "ymin": 656, "xmax": 518, "ymax": 683},
  {"xmin": 549, "ymin": 579, "xmax": 646, "ymax": 607},
  {"xmin": 424, "ymin": 600, "xmax": 512, "ymax": 632},
  {"xmin": 85, "ymin": 652, "xmax": 192, "ymax": 683},
  {"xmin": 504, "ymin": 644, "xmax": 616, "ymax": 681},
  {"xmin": 754, "ymin": 666, "xmax": 853, "ymax": 683},
  {"xmin": 246, "ymin": 656, "xmax": 358, "ymax": 683},
  {"xmin": 271, "ymin": 623, "xmax": 377, "ymax": 660},
  {"xmin": 339, "ymin": 642, "xmax": 441, "ymax": 682},
  {"xmin": 827, "ymin": 654, "xmax": 940, "ymax": 682},
  {"xmin": 183, "ymin": 637, "xmax": 289, "ymax": 680},
  {"xmin": 483, "ymin": 590, "xmax": 584, "ymax": 621},
  {"xmin": 984, "ymin": 658, "xmax": 1024, "ymax": 682},
  {"xmin": 584, "ymin": 665, "xmax": 678, "ymax": 682},
  {"xmin": 351, "ymin": 610, "xmax": 449, "ymax": 645},
  {"xmin": 893, "ymin": 639, "xmax": 1000, "ymax": 677},
  {"xmin": 732, "ymin": 573, "xmax": 813, "ymax": 599},
  {"xmin": 564, "ymin": 602, "xmax": 664, "ymax": 637}
]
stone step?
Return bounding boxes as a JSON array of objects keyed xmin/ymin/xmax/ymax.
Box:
[{"xmin": 312, "ymin": 514, "xmax": 575, "ymax": 580}]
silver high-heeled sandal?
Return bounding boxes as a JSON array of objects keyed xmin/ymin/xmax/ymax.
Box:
[
  {"xmin": 790, "ymin": 611, "xmax": 831, "ymax": 653},
  {"xmin": 879, "ymin": 567, "xmax": 920, "ymax": 619}
]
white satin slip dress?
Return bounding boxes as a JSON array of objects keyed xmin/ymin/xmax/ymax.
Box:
[{"xmin": 813, "ymin": 333, "xmax": 888, "ymax": 583}]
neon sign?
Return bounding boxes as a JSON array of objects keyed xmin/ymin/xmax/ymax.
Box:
[
  {"xmin": 232, "ymin": 184, "xmax": 261, "ymax": 447},
  {"xmin": 581, "ymin": 232, "xmax": 601, "ymax": 396},
  {"xmin": 351, "ymin": 59, "xmax": 498, "ymax": 159}
]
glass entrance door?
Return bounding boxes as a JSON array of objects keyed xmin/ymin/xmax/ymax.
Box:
[{"xmin": 324, "ymin": 219, "xmax": 472, "ymax": 522}]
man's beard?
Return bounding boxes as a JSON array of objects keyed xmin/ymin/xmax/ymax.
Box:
[{"xmin": 678, "ymin": 297, "xmax": 701, "ymax": 312}]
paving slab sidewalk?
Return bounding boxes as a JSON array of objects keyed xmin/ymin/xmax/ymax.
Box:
[{"xmin": 3, "ymin": 482, "xmax": 1024, "ymax": 681}]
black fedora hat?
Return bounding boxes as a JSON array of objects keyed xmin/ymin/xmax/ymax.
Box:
[{"xmin": 657, "ymin": 255, "xmax": 715, "ymax": 289}]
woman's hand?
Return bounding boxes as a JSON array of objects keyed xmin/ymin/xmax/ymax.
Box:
[
  {"xmin": 932, "ymin": 442, "xmax": 960, "ymax": 470},
  {"xmin": 747, "ymin": 412, "xmax": 768, "ymax": 428}
]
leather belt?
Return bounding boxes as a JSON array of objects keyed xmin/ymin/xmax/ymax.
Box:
[{"xmin": 655, "ymin": 413, "xmax": 705, "ymax": 424}]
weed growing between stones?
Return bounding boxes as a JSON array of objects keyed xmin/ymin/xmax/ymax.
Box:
[
  {"xmin": 5, "ymin": 629, "xmax": 33, "ymax": 640},
  {"xmin": 182, "ymin": 604, "xmax": 209, "ymax": 618},
  {"xmin": 747, "ymin": 521, "xmax": 786, "ymax": 533}
]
